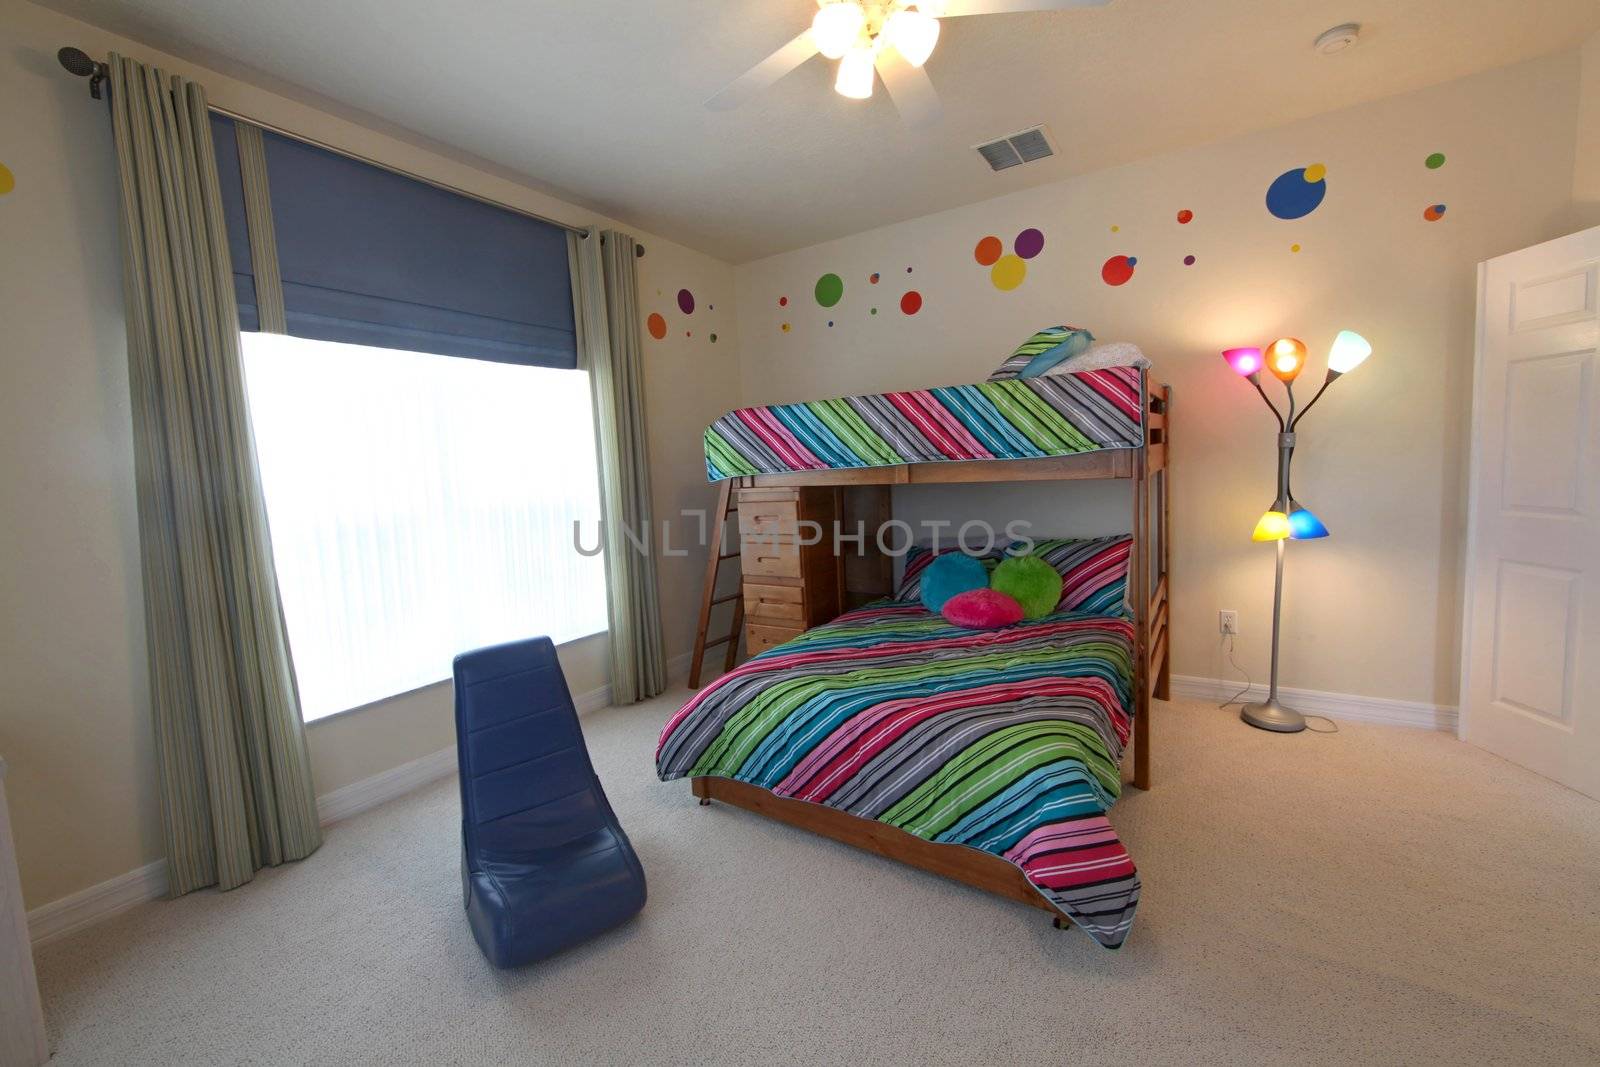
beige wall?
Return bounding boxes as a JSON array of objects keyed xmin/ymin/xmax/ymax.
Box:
[
  {"xmin": 0, "ymin": 0, "xmax": 741, "ymax": 909},
  {"xmin": 732, "ymin": 55, "xmax": 1582, "ymax": 710},
  {"xmin": 1576, "ymin": 30, "xmax": 1600, "ymax": 226}
]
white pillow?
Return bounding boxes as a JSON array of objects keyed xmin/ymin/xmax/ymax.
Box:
[{"xmin": 1052, "ymin": 341, "xmax": 1150, "ymax": 373}]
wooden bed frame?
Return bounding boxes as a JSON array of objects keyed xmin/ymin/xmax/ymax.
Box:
[{"xmin": 689, "ymin": 382, "xmax": 1171, "ymax": 928}]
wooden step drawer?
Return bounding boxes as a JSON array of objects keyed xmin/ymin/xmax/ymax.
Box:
[
  {"xmin": 738, "ymin": 499, "xmax": 800, "ymax": 539},
  {"xmin": 744, "ymin": 582, "xmax": 804, "ymax": 623},
  {"xmin": 741, "ymin": 538, "xmax": 802, "ymax": 579},
  {"xmin": 746, "ymin": 621, "xmax": 804, "ymax": 656}
]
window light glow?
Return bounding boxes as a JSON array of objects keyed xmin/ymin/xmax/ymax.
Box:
[
  {"xmin": 241, "ymin": 333, "xmax": 608, "ymax": 720},
  {"xmin": 1266, "ymin": 337, "xmax": 1308, "ymax": 382},
  {"xmin": 813, "ymin": 2, "xmax": 866, "ymax": 60}
]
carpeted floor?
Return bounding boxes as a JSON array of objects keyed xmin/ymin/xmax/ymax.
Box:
[{"xmin": 31, "ymin": 691, "xmax": 1600, "ymax": 1066}]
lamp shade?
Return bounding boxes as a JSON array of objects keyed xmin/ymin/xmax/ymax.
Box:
[
  {"xmin": 883, "ymin": 7, "xmax": 940, "ymax": 66},
  {"xmin": 1252, "ymin": 509, "xmax": 1291, "ymax": 541},
  {"xmin": 1223, "ymin": 347, "xmax": 1263, "ymax": 377},
  {"xmin": 1266, "ymin": 337, "xmax": 1308, "ymax": 382},
  {"xmin": 834, "ymin": 45, "xmax": 875, "ymax": 99},
  {"xmin": 1327, "ymin": 329, "xmax": 1372, "ymax": 375},
  {"xmin": 1287, "ymin": 503, "xmax": 1329, "ymax": 539},
  {"xmin": 813, "ymin": 2, "xmax": 866, "ymax": 59}
]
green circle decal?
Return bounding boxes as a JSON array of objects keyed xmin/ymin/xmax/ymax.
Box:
[
  {"xmin": 1425, "ymin": 152, "xmax": 1446, "ymax": 170},
  {"xmin": 814, "ymin": 272, "xmax": 844, "ymax": 308}
]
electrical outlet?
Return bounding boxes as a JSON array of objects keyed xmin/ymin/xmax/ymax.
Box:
[{"xmin": 1218, "ymin": 610, "xmax": 1239, "ymax": 635}]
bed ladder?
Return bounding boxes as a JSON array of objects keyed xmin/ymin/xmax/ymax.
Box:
[{"xmin": 688, "ymin": 479, "xmax": 744, "ymax": 688}]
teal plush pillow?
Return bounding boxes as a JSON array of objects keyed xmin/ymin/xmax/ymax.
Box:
[
  {"xmin": 919, "ymin": 553, "xmax": 990, "ymax": 613},
  {"xmin": 1017, "ymin": 328, "xmax": 1096, "ymax": 378},
  {"xmin": 990, "ymin": 554, "xmax": 1064, "ymax": 619},
  {"xmin": 987, "ymin": 325, "xmax": 1094, "ymax": 381}
]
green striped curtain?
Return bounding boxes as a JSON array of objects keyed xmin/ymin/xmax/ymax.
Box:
[
  {"xmin": 107, "ymin": 54, "xmax": 321, "ymax": 895},
  {"xmin": 568, "ymin": 228, "xmax": 667, "ymax": 703}
]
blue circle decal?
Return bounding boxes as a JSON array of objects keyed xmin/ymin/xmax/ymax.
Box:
[{"xmin": 1265, "ymin": 164, "xmax": 1327, "ymax": 220}]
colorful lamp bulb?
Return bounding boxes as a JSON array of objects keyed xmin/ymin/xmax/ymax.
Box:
[
  {"xmin": 1252, "ymin": 509, "xmax": 1291, "ymax": 542},
  {"xmin": 1266, "ymin": 337, "xmax": 1308, "ymax": 382},
  {"xmin": 1287, "ymin": 504, "xmax": 1329, "ymax": 539},
  {"xmin": 813, "ymin": 1, "xmax": 866, "ymax": 60},
  {"xmin": 1326, "ymin": 329, "xmax": 1372, "ymax": 376},
  {"xmin": 834, "ymin": 44, "xmax": 876, "ymax": 99},
  {"xmin": 1223, "ymin": 347, "xmax": 1264, "ymax": 378}
]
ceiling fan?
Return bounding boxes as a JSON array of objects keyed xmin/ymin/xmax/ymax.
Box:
[{"xmin": 706, "ymin": 1, "xmax": 1110, "ymax": 128}]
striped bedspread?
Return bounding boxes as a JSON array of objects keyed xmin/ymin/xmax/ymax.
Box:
[
  {"xmin": 655, "ymin": 602, "xmax": 1142, "ymax": 948},
  {"xmin": 703, "ymin": 366, "xmax": 1144, "ymax": 481}
]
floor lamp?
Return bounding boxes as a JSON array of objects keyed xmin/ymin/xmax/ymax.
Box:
[{"xmin": 1222, "ymin": 331, "xmax": 1373, "ymax": 732}]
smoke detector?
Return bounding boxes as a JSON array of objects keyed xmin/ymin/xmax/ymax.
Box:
[
  {"xmin": 1314, "ymin": 23, "xmax": 1361, "ymax": 55},
  {"xmin": 974, "ymin": 125, "xmax": 1056, "ymax": 173}
]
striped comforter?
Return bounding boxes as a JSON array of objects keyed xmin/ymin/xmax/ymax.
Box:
[
  {"xmin": 655, "ymin": 602, "xmax": 1142, "ymax": 948},
  {"xmin": 703, "ymin": 367, "xmax": 1144, "ymax": 481}
]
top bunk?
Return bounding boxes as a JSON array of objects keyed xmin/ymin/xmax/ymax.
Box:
[{"xmin": 704, "ymin": 364, "xmax": 1168, "ymax": 488}]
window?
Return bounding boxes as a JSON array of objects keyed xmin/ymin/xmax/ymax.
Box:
[{"xmin": 241, "ymin": 333, "xmax": 607, "ymax": 720}]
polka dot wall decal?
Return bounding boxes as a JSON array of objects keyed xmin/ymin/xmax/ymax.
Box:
[
  {"xmin": 906, "ymin": 266, "xmax": 913, "ymax": 273},
  {"xmin": 646, "ymin": 313, "xmax": 667, "ymax": 340},
  {"xmin": 1101, "ymin": 255, "xmax": 1136, "ymax": 286},
  {"xmin": 974, "ymin": 235, "xmax": 1003, "ymax": 266},
  {"xmin": 1176, "ymin": 209, "xmax": 1193, "ymax": 224},
  {"xmin": 710, "ymin": 333, "xmax": 718, "ymax": 343},
  {"xmin": 814, "ymin": 272, "xmax": 844, "ymax": 308},
  {"xmin": 1423, "ymin": 203, "xmax": 1447, "ymax": 221},
  {"xmin": 1183, "ymin": 254, "xmax": 1196, "ymax": 266},
  {"xmin": 991, "ymin": 254, "xmax": 1026, "ymax": 291},
  {"xmin": 781, "ymin": 323, "xmax": 791, "ymax": 332},
  {"xmin": 828, "ymin": 320, "xmax": 834, "ymax": 327},
  {"xmin": 685, "ymin": 331, "xmax": 692, "ymax": 338},
  {"xmin": 900, "ymin": 290, "xmax": 923, "ymax": 315},
  {"xmin": 869, "ymin": 272, "xmax": 880, "ymax": 284},
  {"xmin": 1425, "ymin": 152, "xmax": 1446, "ymax": 170},
  {"xmin": 1290, "ymin": 243, "xmax": 1302, "ymax": 253},
  {"xmin": 1265, "ymin": 164, "xmax": 1327, "ymax": 220},
  {"xmin": 1110, "ymin": 225, "xmax": 1119, "ymax": 233},
  {"xmin": 778, "ymin": 296, "xmax": 788, "ymax": 307},
  {"xmin": 677, "ymin": 289, "xmax": 695, "ymax": 314},
  {"xmin": 0, "ymin": 162, "xmax": 14, "ymax": 195},
  {"xmin": 870, "ymin": 307, "xmax": 878, "ymax": 315},
  {"xmin": 1014, "ymin": 228, "xmax": 1045, "ymax": 259}
]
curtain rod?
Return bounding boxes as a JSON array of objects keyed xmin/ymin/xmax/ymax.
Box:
[{"xmin": 57, "ymin": 45, "xmax": 593, "ymax": 239}]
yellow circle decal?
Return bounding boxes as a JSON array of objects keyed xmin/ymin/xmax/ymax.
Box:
[
  {"xmin": 0, "ymin": 163, "xmax": 14, "ymax": 195},
  {"xmin": 990, "ymin": 254, "xmax": 1027, "ymax": 291}
]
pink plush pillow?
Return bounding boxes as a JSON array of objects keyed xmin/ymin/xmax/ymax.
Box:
[{"xmin": 941, "ymin": 588, "xmax": 1024, "ymax": 629}]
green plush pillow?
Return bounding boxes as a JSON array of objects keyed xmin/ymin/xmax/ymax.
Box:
[{"xmin": 990, "ymin": 554, "xmax": 1064, "ymax": 619}]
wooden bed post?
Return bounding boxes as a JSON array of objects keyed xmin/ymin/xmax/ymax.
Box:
[{"xmin": 1132, "ymin": 437, "xmax": 1152, "ymax": 792}]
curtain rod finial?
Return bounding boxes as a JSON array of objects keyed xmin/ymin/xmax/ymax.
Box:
[{"xmin": 57, "ymin": 46, "xmax": 107, "ymax": 99}]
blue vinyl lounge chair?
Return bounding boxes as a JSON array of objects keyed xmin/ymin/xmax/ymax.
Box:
[{"xmin": 453, "ymin": 637, "xmax": 646, "ymax": 967}]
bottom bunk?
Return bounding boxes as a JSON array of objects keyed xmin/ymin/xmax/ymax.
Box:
[{"xmin": 655, "ymin": 601, "xmax": 1144, "ymax": 948}]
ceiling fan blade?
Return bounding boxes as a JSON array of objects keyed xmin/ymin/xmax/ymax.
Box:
[
  {"xmin": 874, "ymin": 49, "xmax": 942, "ymax": 129},
  {"xmin": 931, "ymin": 0, "xmax": 1110, "ymax": 16},
  {"xmin": 705, "ymin": 30, "xmax": 821, "ymax": 111}
]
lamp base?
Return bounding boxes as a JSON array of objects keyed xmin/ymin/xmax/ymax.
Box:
[{"xmin": 1241, "ymin": 698, "xmax": 1307, "ymax": 733}]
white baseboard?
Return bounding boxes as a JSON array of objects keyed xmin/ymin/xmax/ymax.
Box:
[
  {"xmin": 26, "ymin": 859, "xmax": 168, "ymax": 947},
  {"xmin": 1169, "ymin": 674, "xmax": 1458, "ymax": 732},
  {"xmin": 27, "ymin": 649, "xmax": 695, "ymax": 946}
]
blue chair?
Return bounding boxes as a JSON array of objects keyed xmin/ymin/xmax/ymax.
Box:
[{"xmin": 453, "ymin": 637, "xmax": 646, "ymax": 967}]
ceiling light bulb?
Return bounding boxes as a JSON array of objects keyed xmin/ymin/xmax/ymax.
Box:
[
  {"xmin": 883, "ymin": 7, "xmax": 940, "ymax": 67},
  {"xmin": 835, "ymin": 45, "xmax": 875, "ymax": 99},
  {"xmin": 813, "ymin": 2, "xmax": 866, "ymax": 60}
]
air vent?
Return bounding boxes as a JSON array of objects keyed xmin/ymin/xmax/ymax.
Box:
[{"xmin": 973, "ymin": 125, "xmax": 1056, "ymax": 172}]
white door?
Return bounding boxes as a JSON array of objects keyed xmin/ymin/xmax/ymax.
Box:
[{"xmin": 1462, "ymin": 226, "xmax": 1600, "ymax": 799}]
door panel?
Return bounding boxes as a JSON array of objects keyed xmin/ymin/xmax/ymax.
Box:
[{"xmin": 1465, "ymin": 227, "xmax": 1600, "ymax": 799}]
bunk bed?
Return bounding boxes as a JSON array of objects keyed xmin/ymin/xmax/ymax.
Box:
[{"xmin": 657, "ymin": 363, "xmax": 1170, "ymax": 948}]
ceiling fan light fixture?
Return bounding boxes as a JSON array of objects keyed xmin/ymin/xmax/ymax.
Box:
[
  {"xmin": 883, "ymin": 6, "xmax": 940, "ymax": 67},
  {"xmin": 835, "ymin": 44, "xmax": 876, "ymax": 99},
  {"xmin": 813, "ymin": 2, "xmax": 867, "ymax": 60}
]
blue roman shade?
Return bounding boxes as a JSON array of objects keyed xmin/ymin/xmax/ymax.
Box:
[{"xmin": 210, "ymin": 115, "xmax": 576, "ymax": 368}]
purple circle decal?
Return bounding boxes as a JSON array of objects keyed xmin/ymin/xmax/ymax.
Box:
[
  {"xmin": 1014, "ymin": 228, "xmax": 1045, "ymax": 260},
  {"xmin": 676, "ymin": 288, "xmax": 695, "ymax": 314}
]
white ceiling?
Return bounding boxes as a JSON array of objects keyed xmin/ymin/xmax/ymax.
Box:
[{"xmin": 43, "ymin": 0, "xmax": 1600, "ymax": 262}]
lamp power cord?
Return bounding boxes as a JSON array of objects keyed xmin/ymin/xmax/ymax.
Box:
[{"xmin": 1216, "ymin": 634, "xmax": 1338, "ymax": 733}]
